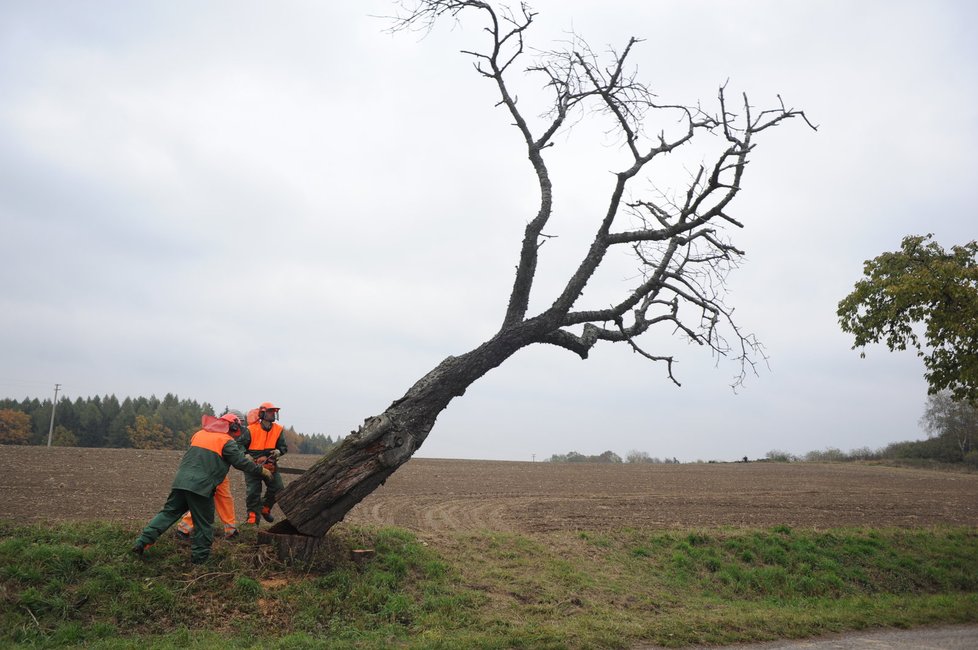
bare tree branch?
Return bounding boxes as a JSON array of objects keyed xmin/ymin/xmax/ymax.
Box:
[
  {"xmin": 275, "ymin": 1, "xmax": 811, "ymax": 539},
  {"xmin": 387, "ymin": 5, "xmax": 809, "ymax": 386}
]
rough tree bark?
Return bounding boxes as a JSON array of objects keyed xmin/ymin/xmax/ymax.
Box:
[{"xmin": 275, "ymin": 0, "xmax": 816, "ymax": 538}]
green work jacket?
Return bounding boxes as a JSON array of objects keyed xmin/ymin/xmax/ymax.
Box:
[{"xmin": 171, "ymin": 428, "xmax": 265, "ymax": 497}]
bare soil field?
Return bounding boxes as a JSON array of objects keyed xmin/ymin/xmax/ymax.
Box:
[{"xmin": 4, "ymin": 445, "xmax": 978, "ymax": 533}]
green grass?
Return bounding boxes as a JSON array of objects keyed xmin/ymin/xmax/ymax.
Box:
[{"xmin": 1, "ymin": 520, "xmax": 977, "ymax": 648}]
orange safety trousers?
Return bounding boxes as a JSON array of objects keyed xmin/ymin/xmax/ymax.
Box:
[{"xmin": 177, "ymin": 474, "xmax": 236, "ymax": 534}]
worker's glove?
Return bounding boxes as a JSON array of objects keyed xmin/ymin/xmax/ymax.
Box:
[
  {"xmin": 270, "ymin": 449, "xmax": 282, "ymax": 460},
  {"xmin": 261, "ymin": 467, "xmax": 273, "ymax": 481}
]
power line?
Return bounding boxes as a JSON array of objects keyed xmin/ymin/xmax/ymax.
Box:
[{"xmin": 0, "ymin": 378, "xmax": 62, "ymax": 393}]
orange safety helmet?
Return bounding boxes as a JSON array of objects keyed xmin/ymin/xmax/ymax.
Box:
[
  {"xmin": 258, "ymin": 401, "xmax": 280, "ymax": 422},
  {"xmin": 220, "ymin": 412, "xmax": 243, "ymax": 438}
]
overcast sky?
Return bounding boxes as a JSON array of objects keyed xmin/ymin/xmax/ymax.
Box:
[{"xmin": 2, "ymin": 1, "xmax": 976, "ymax": 462}]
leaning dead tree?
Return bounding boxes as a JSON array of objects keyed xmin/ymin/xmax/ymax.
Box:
[{"xmin": 275, "ymin": 0, "xmax": 815, "ymax": 538}]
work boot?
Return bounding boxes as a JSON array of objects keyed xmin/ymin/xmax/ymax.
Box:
[
  {"xmin": 246, "ymin": 512, "xmax": 258, "ymax": 526},
  {"xmin": 174, "ymin": 529, "xmax": 191, "ymax": 544},
  {"xmin": 131, "ymin": 541, "xmax": 152, "ymax": 557},
  {"xmin": 261, "ymin": 506, "xmax": 275, "ymax": 523}
]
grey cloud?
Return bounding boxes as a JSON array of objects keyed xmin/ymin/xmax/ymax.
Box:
[{"xmin": 1, "ymin": 1, "xmax": 975, "ymax": 462}]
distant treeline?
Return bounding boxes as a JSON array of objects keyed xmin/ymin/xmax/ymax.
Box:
[
  {"xmin": 767, "ymin": 437, "xmax": 978, "ymax": 467},
  {"xmin": 772, "ymin": 392, "xmax": 977, "ymax": 467},
  {"xmin": 0, "ymin": 394, "xmax": 341, "ymax": 455},
  {"xmin": 551, "ymin": 394, "xmax": 977, "ymax": 467},
  {"xmin": 551, "ymin": 437, "xmax": 977, "ymax": 468},
  {"xmin": 548, "ymin": 450, "xmax": 680, "ymax": 464}
]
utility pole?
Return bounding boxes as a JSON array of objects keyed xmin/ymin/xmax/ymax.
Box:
[{"xmin": 46, "ymin": 383, "xmax": 60, "ymax": 447}]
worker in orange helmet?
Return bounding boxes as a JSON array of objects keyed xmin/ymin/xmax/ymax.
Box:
[
  {"xmin": 239, "ymin": 401, "xmax": 288, "ymax": 525},
  {"xmin": 131, "ymin": 412, "xmax": 271, "ymax": 564},
  {"xmin": 175, "ymin": 409, "xmax": 245, "ymax": 542}
]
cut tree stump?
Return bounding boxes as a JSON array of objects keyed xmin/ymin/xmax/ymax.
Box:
[{"xmin": 257, "ymin": 521, "xmax": 322, "ymax": 563}]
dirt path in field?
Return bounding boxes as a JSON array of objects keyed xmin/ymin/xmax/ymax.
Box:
[{"xmin": 4, "ymin": 446, "xmax": 978, "ymax": 532}]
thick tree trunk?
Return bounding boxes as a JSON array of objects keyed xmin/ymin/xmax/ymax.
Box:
[
  {"xmin": 276, "ymin": 328, "xmax": 535, "ymax": 537},
  {"xmin": 257, "ymin": 522, "xmax": 322, "ymax": 563}
]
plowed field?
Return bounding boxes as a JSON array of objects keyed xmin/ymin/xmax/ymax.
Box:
[{"xmin": 4, "ymin": 446, "xmax": 978, "ymax": 533}]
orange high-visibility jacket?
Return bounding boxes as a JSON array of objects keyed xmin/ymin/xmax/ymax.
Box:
[
  {"xmin": 246, "ymin": 421, "xmax": 286, "ymax": 456},
  {"xmin": 171, "ymin": 428, "xmax": 264, "ymax": 497}
]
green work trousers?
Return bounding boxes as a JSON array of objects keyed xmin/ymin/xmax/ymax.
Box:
[
  {"xmin": 137, "ymin": 488, "xmax": 216, "ymax": 563},
  {"xmin": 244, "ymin": 470, "xmax": 284, "ymax": 515}
]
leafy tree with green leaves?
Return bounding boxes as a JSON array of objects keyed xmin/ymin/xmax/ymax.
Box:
[
  {"xmin": 51, "ymin": 424, "xmax": 77, "ymax": 447},
  {"xmin": 838, "ymin": 234, "xmax": 978, "ymax": 402}
]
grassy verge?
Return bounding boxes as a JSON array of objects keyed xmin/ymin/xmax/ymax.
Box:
[{"xmin": 1, "ymin": 520, "xmax": 976, "ymax": 648}]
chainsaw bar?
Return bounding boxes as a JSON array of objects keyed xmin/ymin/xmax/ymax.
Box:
[{"xmin": 275, "ymin": 466, "xmax": 306, "ymax": 475}]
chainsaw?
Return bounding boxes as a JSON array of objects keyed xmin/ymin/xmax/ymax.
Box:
[{"xmin": 253, "ymin": 453, "xmax": 304, "ymax": 484}]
